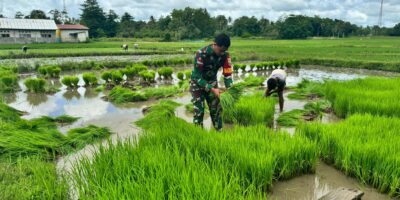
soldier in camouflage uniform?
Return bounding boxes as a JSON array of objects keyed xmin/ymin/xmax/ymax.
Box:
[{"xmin": 190, "ymin": 34, "xmax": 233, "ymax": 130}]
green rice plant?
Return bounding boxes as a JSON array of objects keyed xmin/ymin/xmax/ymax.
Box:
[
  {"xmin": 176, "ymin": 71, "xmax": 184, "ymax": 80},
  {"xmin": 298, "ymin": 114, "xmax": 400, "ymax": 197},
  {"xmin": 286, "ymin": 60, "xmax": 294, "ymax": 68},
  {"xmin": 325, "ymin": 77, "xmax": 400, "ymax": 118},
  {"xmin": 66, "ymin": 125, "xmax": 111, "ymax": 150},
  {"xmin": 37, "ymin": 66, "xmax": 61, "ymax": 78},
  {"xmin": 233, "ymin": 64, "xmax": 240, "ymax": 72},
  {"xmin": 239, "ymin": 64, "xmax": 247, "ymax": 71},
  {"xmin": 277, "ymin": 109, "xmax": 306, "ymax": 127},
  {"xmin": 61, "ymin": 75, "xmax": 79, "ymax": 88},
  {"xmin": 279, "ymin": 61, "xmax": 285, "ymax": 67},
  {"xmin": 157, "ymin": 66, "xmax": 174, "ymax": 79},
  {"xmin": 236, "ymin": 74, "xmax": 265, "ymax": 87},
  {"xmin": 39, "ymin": 115, "xmax": 80, "ymax": 125},
  {"xmin": 82, "ymin": 72, "xmax": 98, "ymax": 87},
  {"xmin": 72, "ymin": 100, "xmax": 316, "ymax": 199},
  {"xmin": 24, "ymin": 78, "xmax": 46, "ymax": 93},
  {"xmin": 101, "ymin": 71, "xmax": 112, "ymax": 83},
  {"xmin": 0, "ymin": 69, "xmax": 18, "ymax": 92},
  {"xmin": 0, "ymin": 156, "xmax": 68, "ymax": 200},
  {"xmin": 287, "ymin": 79, "xmax": 325, "ymax": 100},
  {"xmin": 294, "ymin": 60, "xmax": 300, "ymax": 68},
  {"xmin": 111, "ymin": 70, "xmax": 123, "ymax": 85},
  {"xmin": 120, "ymin": 64, "xmax": 148, "ymax": 80},
  {"xmin": 273, "ymin": 61, "xmax": 280, "ymax": 68},
  {"xmin": 139, "ymin": 70, "xmax": 156, "ymax": 83},
  {"xmin": 184, "ymin": 69, "xmax": 192, "ymax": 80}
]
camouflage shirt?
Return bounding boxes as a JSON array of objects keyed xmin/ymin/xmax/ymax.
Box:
[{"xmin": 190, "ymin": 44, "xmax": 233, "ymax": 91}]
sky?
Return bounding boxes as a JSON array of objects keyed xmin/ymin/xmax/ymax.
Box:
[{"xmin": 0, "ymin": 0, "xmax": 399, "ymax": 27}]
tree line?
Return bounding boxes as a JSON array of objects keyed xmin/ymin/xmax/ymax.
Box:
[{"xmin": 4, "ymin": 0, "xmax": 400, "ymax": 39}]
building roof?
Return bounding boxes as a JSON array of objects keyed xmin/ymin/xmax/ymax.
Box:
[
  {"xmin": 0, "ymin": 18, "xmax": 57, "ymax": 30},
  {"xmin": 57, "ymin": 24, "xmax": 89, "ymax": 30}
]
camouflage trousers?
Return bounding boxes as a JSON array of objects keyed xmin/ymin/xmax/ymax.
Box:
[{"xmin": 190, "ymin": 81, "xmax": 222, "ymax": 130}]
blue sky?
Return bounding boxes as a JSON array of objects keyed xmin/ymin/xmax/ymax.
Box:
[{"xmin": 1, "ymin": 0, "xmax": 399, "ymax": 27}]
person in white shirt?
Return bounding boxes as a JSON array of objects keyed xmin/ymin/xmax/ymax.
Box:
[{"xmin": 265, "ymin": 69, "xmax": 287, "ymax": 112}]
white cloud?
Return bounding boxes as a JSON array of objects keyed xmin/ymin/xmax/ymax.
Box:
[{"xmin": 0, "ymin": 0, "xmax": 399, "ymax": 27}]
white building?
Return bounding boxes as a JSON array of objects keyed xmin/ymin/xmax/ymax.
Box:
[
  {"xmin": 56, "ymin": 24, "xmax": 89, "ymax": 43},
  {"xmin": 0, "ymin": 18, "xmax": 57, "ymax": 44}
]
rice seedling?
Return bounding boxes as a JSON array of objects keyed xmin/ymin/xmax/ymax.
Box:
[
  {"xmin": 82, "ymin": 72, "xmax": 98, "ymax": 87},
  {"xmin": 66, "ymin": 125, "xmax": 111, "ymax": 150},
  {"xmin": 119, "ymin": 64, "xmax": 148, "ymax": 80},
  {"xmin": 139, "ymin": 70, "xmax": 156, "ymax": 83},
  {"xmin": 37, "ymin": 66, "xmax": 61, "ymax": 78},
  {"xmin": 111, "ymin": 70, "xmax": 123, "ymax": 85},
  {"xmin": 233, "ymin": 64, "xmax": 240, "ymax": 72},
  {"xmin": 325, "ymin": 77, "xmax": 400, "ymax": 118},
  {"xmin": 24, "ymin": 78, "xmax": 47, "ymax": 93},
  {"xmin": 298, "ymin": 114, "xmax": 400, "ymax": 197},
  {"xmin": 108, "ymin": 84, "xmax": 188, "ymax": 104},
  {"xmin": 71, "ymin": 100, "xmax": 316, "ymax": 199},
  {"xmin": 236, "ymin": 74, "xmax": 265, "ymax": 87},
  {"xmin": 176, "ymin": 71, "xmax": 184, "ymax": 80},
  {"xmin": 277, "ymin": 109, "xmax": 306, "ymax": 127},
  {"xmin": 61, "ymin": 76, "xmax": 79, "ymax": 89},
  {"xmin": 184, "ymin": 69, "xmax": 192, "ymax": 80},
  {"xmin": 157, "ymin": 66, "xmax": 174, "ymax": 79},
  {"xmin": 100, "ymin": 71, "xmax": 112, "ymax": 83},
  {"xmin": 287, "ymin": 79, "xmax": 325, "ymax": 100},
  {"xmin": 0, "ymin": 69, "xmax": 18, "ymax": 92},
  {"xmin": 39, "ymin": 115, "xmax": 80, "ymax": 125},
  {"xmin": 0, "ymin": 156, "xmax": 68, "ymax": 200}
]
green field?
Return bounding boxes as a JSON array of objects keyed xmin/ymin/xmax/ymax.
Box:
[{"xmin": 1, "ymin": 37, "xmax": 400, "ymax": 71}]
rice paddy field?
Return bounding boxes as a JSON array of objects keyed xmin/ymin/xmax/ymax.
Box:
[{"xmin": 1, "ymin": 37, "xmax": 400, "ymax": 200}]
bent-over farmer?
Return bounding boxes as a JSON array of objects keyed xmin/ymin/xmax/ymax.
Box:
[{"xmin": 265, "ymin": 69, "xmax": 287, "ymax": 112}]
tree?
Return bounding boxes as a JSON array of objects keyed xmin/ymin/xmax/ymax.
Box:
[
  {"xmin": 119, "ymin": 12, "xmax": 135, "ymax": 37},
  {"xmin": 80, "ymin": 0, "xmax": 106, "ymax": 38},
  {"xmin": 390, "ymin": 23, "xmax": 400, "ymax": 36},
  {"xmin": 170, "ymin": 7, "xmax": 215, "ymax": 39},
  {"xmin": 215, "ymin": 15, "xmax": 228, "ymax": 32},
  {"xmin": 277, "ymin": 15, "xmax": 313, "ymax": 39},
  {"xmin": 105, "ymin": 10, "xmax": 119, "ymax": 37},
  {"xmin": 25, "ymin": 10, "xmax": 49, "ymax": 19},
  {"xmin": 49, "ymin": 9, "xmax": 62, "ymax": 24},
  {"xmin": 15, "ymin": 12, "xmax": 24, "ymax": 19},
  {"xmin": 232, "ymin": 16, "xmax": 261, "ymax": 36}
]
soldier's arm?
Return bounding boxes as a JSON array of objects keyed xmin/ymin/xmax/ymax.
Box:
[
  {"xmin": 222, "ymin": 54, "xmax": 233, "ymax": 88},
  {"xmin": 192, "ymin": 51, "xmax": 214, "ymax": 92}
]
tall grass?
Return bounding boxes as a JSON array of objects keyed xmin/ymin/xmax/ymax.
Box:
[
  {"xmin": 71, "ymin": 100, "xmax": 316, "ymax": 199},
  {"xmin": 298, "ymin": 114, "xmax": 400, "ymax": 197},
  {"xmin": 325, "ymin": 77, "xmax": 400, "ymax": 118}
]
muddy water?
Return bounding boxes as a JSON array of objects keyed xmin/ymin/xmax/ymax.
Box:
[
  {"xmin": 269, "ymin": 162, "xmax": 390, "ymax": 200},
  {"xmin": 4, "ymin": 65, "xmax": 398, "ymax": 199}
]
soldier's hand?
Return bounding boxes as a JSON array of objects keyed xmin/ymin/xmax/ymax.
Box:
[{"xmin": 211, "ymin": 88, "xmax": 220, "ymax": 99}]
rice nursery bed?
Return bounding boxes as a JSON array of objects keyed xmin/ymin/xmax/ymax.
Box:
[
  {"xmin": 297, "ymin": 114, "xmax": 400, "ymax": 197},
  {"xmin": 71, "ymin": 100, "xmax": 317, "ymax": 199}
]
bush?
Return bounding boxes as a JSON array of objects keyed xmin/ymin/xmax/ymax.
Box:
[
  {"xmin": 61, "ymin": 76, "xmax": 79, "ymax": 88},
  {"xmin": 157, "ymin": 67, "xmax": 174, "ymax": 79},
  {"xmin": 82, "ymin": 73, "xmax": 98, "ymax": 87},
  {"xmin": 24, "ymin": 78, "xmax": 46, "ymax": 93}
]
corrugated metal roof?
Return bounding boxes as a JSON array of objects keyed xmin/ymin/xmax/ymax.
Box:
[
  {"xmin": 57, "ymin": 24, "xmax": 89, "ymax": 30},
  {"xmin": 0, "ymin": 18, "xmax": 57, "ymax": 30}
]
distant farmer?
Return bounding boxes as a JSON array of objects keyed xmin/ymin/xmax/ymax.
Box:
[
  {"xmin": 190, "ymin": 33, "xmax": 233, "ymax": 131},
  {"xmin": 22, "ymin": 46, "xmax": 28, "ymax": 53},
  {"xmin": 134, "ymin": 43, "xmax": 139, "ymax": 49},
  {"xmin": 265, "ymin": 69, "xmax": 287, "ymax": 112},
  {"xmin": 121, "ymin": 44, "xmax": 128, "ymax": 52}
]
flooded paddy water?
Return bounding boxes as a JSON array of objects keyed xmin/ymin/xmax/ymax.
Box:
[{"xmin": 3, "ymin": 64, "xmax": 399, "ymax": 199}]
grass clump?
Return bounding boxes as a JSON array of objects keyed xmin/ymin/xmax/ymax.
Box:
[
  {"xmin": 24, "ymin": 78, "xmax": 46, "ymax": 93},
  {"xmin": 157, "ymin": 66, "xmax": 173, "ymax": 79},
  {"xmin": 82, "ymin": 72, "xmax": 98, "ymax": 87},
  {"xmin": 37, "ymin": 66, "xmax": 61, "ymax": 78},
  {"xmin": 71, "ymin": 100, "xmax": 316, "ymax": 199},
  {"xmin": 61, "ymin": 75, "xmax": 79, "ymax": 88},
  {"xmin": 139, "ymin": 70, "xmax": 156, "ymax": 83},
  {"xmin": 298, "ymin": 114, "xmax": 400, "ymax": 197}
]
